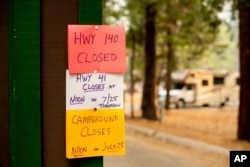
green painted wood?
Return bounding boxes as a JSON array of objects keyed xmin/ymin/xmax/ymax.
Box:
[
  {"xmin": 8, "ymin": 0, "xmax": 41, "ymax": 166},
  {"xmin": 78, "ymin": 0, "xmax": 103, "ymax": 166},
  {"xmin": 79, "ymin": 157, "xmax": 103, "ymax": 167},
  {"xmin": 78, "ymin": 0, "xmax": 102, "ymax": 24}
]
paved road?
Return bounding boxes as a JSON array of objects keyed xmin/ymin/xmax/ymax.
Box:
[{"xmin": 104, "ymin": 134, "xmax": 228, "ymax": 167}]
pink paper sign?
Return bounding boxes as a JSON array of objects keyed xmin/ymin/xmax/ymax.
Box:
[{"xmin": 68, "ymin": 25, "xmax": 126, "ymax": 73}]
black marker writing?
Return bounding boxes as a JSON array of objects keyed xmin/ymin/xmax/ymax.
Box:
[
  {"xmin": 104, "ymin": 34, "xmax": 119, "ymax": 45},
  {"xmin": 82, "ymin": 83, "xmax": 105, "ymax": 92},
  {"xmin": 74, "ymin": 32, "xmax": 96, "ymax": 45},
  {"xmin": 70, "ymin": 95, "xmax": 85, "ymax": 105},
  {"xmin": 77, "ymin": 52, "xmax": 117, "ymax": 63},
  {"xmin": 101, "ymin": 141, "xmax": 125, "ymax": 152},
  {"xmin": 102, "ymin": 93, "xmax": 118, "ymax": 104},
  {"xmin": 76, "ymin": 74, "xmax": 92, "ymax": 82},
  {"xmin": 71, "ymin": 146, "xmax": 87, "ymax": 157}
]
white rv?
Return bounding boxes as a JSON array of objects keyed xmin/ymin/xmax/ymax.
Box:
[{"xmin": 159, "ymin": 69, "xmax": 239, "ymax": 108}]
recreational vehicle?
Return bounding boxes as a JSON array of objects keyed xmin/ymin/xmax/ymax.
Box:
[{"xmin": 159, "ymin": 69, "xmax": 239, "ymax": 108}]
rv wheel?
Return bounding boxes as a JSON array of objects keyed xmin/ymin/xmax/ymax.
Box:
[{"xmin": 176, "ymin": 99, "xmax": 185, "ymax": 109}]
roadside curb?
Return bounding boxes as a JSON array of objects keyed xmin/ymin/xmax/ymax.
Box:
[{"xmin": 126, "ymin": 124, "xmax": 229, "ymax": 156}]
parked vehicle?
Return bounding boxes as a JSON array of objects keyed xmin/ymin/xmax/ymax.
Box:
[{"xmin": 159, "ymin": 69, "xmax": 239, "ymax": 108}]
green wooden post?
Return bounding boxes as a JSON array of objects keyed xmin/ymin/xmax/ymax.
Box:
[
  {"xmin": 8, "ymin": 0, "xmax": 41, "ymax": 166},
  {"xmin": 78, "ymin": 0, "xmax": 103, "ymax": 166}
]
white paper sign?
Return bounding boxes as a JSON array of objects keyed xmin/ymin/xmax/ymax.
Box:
[{"xmin": 66, "ymin": 70, "xmax": 123, "ymax": 110}]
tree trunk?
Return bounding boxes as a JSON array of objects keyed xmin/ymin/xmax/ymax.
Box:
[
  {"xmin": 237, "ymin": 1, "xmax": 250, "ymax": 141},
  {"xmin": 130, "ymin": 30, "xmax": 136, "ymax": 119},
  {"xmin": 165, "ymin": 26, "xmax": 174, "ymax": 110},
  {"xmin": 141, "ymin": 2, "xmax": 157, "ymax": 120},
  {"xmin": 164, "ymin": 0, "xmax": 175, "ymax": 110}
]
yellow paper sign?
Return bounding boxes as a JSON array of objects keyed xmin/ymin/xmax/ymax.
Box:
[{"xmin": 66, "ymin": 108, "xmax": 125, "ymax": 159}]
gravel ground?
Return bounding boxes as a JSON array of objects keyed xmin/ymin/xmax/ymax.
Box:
[{"xmin": 125, "ymin": 106, "xmax": 250, "ymax": 150}]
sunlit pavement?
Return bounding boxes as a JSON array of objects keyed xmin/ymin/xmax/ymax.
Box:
[
  {"xmin": 104, "ymin": 134, "xmax": 228, "ymax": 167},
  {"xmin": 104, "ymin": 136, "xmax": 202, "ymax": 167}
]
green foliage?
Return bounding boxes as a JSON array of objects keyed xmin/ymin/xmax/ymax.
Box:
[
  {"xmin": 103, "ymin": 0, "xmax": 235, "ymax": 81},
  {"xmin": 232, "ymin": 0, "xmax": 250, "ymax": 10},
  {"xmin": 157, "ymin": 0, "xmax": 229, "ymax": 70},
  {"xmin": 104, "ymin": 0, "xmax": 146, "ymax": 76}
]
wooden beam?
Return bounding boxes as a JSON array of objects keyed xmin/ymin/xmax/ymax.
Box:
[
  {"xmin": 8, "ymin": 0, "xmax": 41, "ymax": 166},
  {"xmin": 78, "ymin": 0, "xmax": 103, "ymax": 166}
]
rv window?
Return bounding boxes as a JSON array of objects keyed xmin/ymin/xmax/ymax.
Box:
[
  {"xmin": 186, "ymin": 84, "xmax": 193, "ymax": 90},
  {"xmin": 236, "ymin": 77, "xmax": 240, "ymax": 85},
  {"xmin": 172, "ymin": 83, "xmax": 185, "ymax": 89},
  {"xmin": 189, "ymin": 73, "xmax": 195, "ymax": 78},
  {"xmin": 202, "ymin": 80, "xmax": 208, "ymax": 86},
  {"xmin": 213, "ymin": 77, "xmax": 224, "ymax": 85}
]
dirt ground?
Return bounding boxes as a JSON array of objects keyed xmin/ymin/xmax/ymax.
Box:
[{"xmin": 125, "ymin": 106, "xmax": 250, "ymax": 150}]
